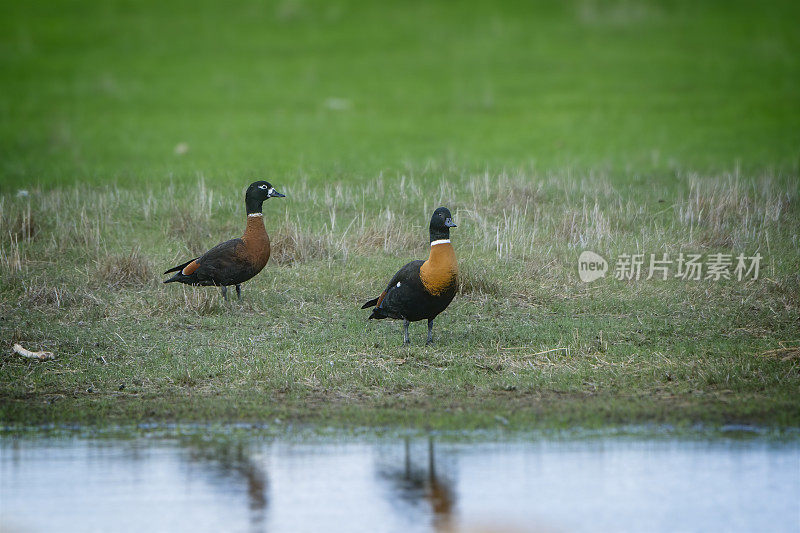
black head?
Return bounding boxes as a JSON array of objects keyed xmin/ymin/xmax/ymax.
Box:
[
  {"xmin": 429, "ymin": 207, "xmax": 457, "ymax": 242},
  {"xmin": 245, "ymin": 181, "xmax": 285, "ymax": 214}
]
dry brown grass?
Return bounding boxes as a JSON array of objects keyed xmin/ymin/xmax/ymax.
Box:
[
  {"xmin": 675, "ymin": 175, "xmax": 792, "ymax": 250},
  {"xmin": 49, "ymin": 206, "xmax": 104, "ymax": 250},
  {"xmin": 458, "ymin": 263, "xmax": 503, "ymax": 296},
  {"xmin": 0, "ymin": 234, "xmax": 24, "ymax": 275},
  {"xmin": 759, "ymin": 343, "xmax": 800, "ymax": 362},
  {"xmin": 179, "ymin": 286, "xmax": 223, "ymax": 316},
  {"xmin": 270, "ymin": 223, "xmax": 336, "ymax": 265},
  {"xmin": 354, "ymin": 225, "xmax": 422, "ymax": 255},
  {"xmin": 0, "ymin": 200, "xmax": 36, "ymax": 277},
  {"xmin": 21, "ymin": 282, "xmax": 76, "ymax": 308},
  {"xmin": 2, "ymin": 206, "xmax": 38, "ymax": 242},
  {"xmin": 168, "ymin": 208, "xmax": 214, "ymax": 257},
  {"xmin": 0, "ymin": 172, "xmax": 795, "ymax": 291},
  {"xmin": 96, "ymin": 248, "xmax": 154, "ymax": 288}
]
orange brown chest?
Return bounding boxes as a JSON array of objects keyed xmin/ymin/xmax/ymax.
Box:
[
  {"xmin": 239, "ymin": 216, "xmax": 271, "ymax": 271},
  {"xmin": 420, "ymin": 243, "xmax": 458, "ymax": 296}
]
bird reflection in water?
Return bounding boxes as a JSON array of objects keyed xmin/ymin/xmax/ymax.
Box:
[
  {"xmin": 378, "ymin": 436, "xmax": 456, "ymax": 532},
  {"xmin": 181, "ymin": 437, "xmax": 268, "ymax": 532}
]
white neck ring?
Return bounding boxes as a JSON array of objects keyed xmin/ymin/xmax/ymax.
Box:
[
  {"xmin": 430, "ymin": 239, "xmax": 450, "ymax": 246},
  {"xmin": 248, "ymin": 213, "xmax": 263, "ymax": 218}
]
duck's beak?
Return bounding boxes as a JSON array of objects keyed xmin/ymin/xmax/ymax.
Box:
[
  {"xmin": 445, "ymin": 217, "xmax": 457, "ymax": 228},
  {"xmin": 269, "ymin": 189, "xmax": 285, "ymax": 198}
]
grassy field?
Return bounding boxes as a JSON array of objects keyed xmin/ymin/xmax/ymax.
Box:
[
  {"xmin": 1, "ymin": 173, "xmax": 798, "ymax": 427},
  {"xmin": 1, "ymin": 0, "xmax": 799, "ymax": 190},
  {"xmin": 1, "ymin": 0, "xmax": 799, "ymax": 428}
]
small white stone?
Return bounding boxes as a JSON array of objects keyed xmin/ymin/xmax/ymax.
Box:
[{"xmin": 324, "ymin": 97, "xmax": 352, "ymax": 111}]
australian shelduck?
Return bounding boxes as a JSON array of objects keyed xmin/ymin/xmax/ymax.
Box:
[
  {"xmin": 362, "ymin": 207, "xmax": 458, "ymax": 345},
  {"xmin": 163, "ymin": 181, "xmax": 285, "ymax": 300}
]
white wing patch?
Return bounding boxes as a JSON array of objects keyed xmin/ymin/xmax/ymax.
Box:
[{"xmin": 396, "ymin": 282, "xmax": 401, "ymax": 287}]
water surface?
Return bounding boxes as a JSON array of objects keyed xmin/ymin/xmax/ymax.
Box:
[{"xmin": 1, "ymin": 428, "xmax": 798, "ymax": 532}]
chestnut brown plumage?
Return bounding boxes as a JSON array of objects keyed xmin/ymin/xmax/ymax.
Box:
[{"xmin": 163, "ymin": 181, "xmax": 284, "ymax": 300}]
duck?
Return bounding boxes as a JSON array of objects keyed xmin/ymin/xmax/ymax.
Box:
[
  {"xmin": 163, "ymin": 181, "xmax": 285, "ymax": 299},
  {"xmin": 362, "ymin": 207, "xmax": 458, "ymax": 345}
]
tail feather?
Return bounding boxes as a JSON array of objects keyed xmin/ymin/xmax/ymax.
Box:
[
  {"xmin": 163, "ymin": 272, "xmax": 183, "ymax": 284},
  {"xmin": 163, "ymin": 258, "xmax": 197, "ymax": 275},
  {"xmin": 361, "ymin": 297, "xmax": 379, "ymax": 309}
]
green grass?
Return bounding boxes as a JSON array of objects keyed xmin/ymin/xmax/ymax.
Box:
[
  {"xmin": 0, "ymin": 0, "xmax": 798, "ymax": 429},
  {"xmin": 1, "ymin": 0, "xmax": 799, "ymax": 191},
  {"xmin": 1, "ymin": 173, "xmax": 798, "ymax": 428}
]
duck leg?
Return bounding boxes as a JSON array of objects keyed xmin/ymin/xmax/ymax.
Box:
[
  {"xmin": 426, "ymin": 319, "xmax": 434, "ymax": 345},
  {"xmin": 402, "ymin": 320, "xmax": 410, "ymax": 345},
  {"xmin": 221, "ymin": 286, "xmax": 228, "ymax": 301},
  {"xmin": 236, "ymin": 284, "xmax": 242, "ymax": 300}
]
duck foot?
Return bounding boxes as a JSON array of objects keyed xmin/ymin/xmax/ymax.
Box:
[
  {"xmin": 236, "ymin": 284, "xmax": 241, "ymax": 300},
  {"xmin": 402, "ymin": 320, "xmax": 410, "ymax": 345}
]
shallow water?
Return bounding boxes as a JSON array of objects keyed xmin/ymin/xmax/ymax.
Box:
[{"xmin": 1, "ymin": 429, "xmax": 798, "ymax": 533}]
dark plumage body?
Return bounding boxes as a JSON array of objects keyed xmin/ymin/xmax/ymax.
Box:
[
  {"xmin": 362, "ymin": 207, "xmax": 458, "ymax": 344},
  {"xmin": 163, "ymin": 181, "xmax": 284, "ymax": 299}
]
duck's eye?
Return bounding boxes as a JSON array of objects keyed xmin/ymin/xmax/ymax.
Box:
[{"xmin": 258, "ymin": 184, "xmax": 268, "ymax": 190}]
